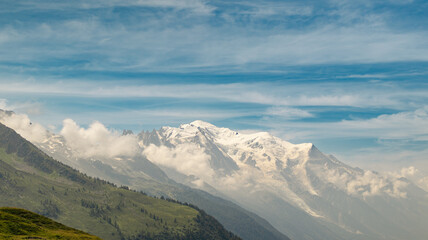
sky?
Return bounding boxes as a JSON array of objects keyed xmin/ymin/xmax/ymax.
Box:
[{"xmin": 0, "ymin": 0, "xmax": 427, "ymax": 173}]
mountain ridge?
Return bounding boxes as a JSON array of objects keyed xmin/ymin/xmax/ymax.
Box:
[
  {"xmin": 2, "ymin": 111, "xmax": 428, "ymax": 240},
  {"xmin": 0, "ymin": 121, "xmax": 241, "ymax": 240},
  {"xmin": 140, "ymin": 120, "xmax": 428, "ymax": 240},
  {"xmin": 0, "ymin": 110, "xmax": 290, "ymax": 240}
]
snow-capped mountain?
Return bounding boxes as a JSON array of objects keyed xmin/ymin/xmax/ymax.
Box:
[
  {"xmin": 0, "ymin": 110, "xmax": 290, "ymax": 240},
  {"xmin": 1, "ymin": 110, "xmax": 427, "ymax": 240},
  {"xmin": 140, "ymin": 120, "xmax": 428, "ymax": 240}
]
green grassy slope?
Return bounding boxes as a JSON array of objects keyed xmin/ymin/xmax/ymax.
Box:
[
  {"xmin": 0, "ymin": 123, "xmax": 240, "ymax": 240},
  {"xmin": 0, "ymin": 207, "xmax": 100, "ymax": 239}
]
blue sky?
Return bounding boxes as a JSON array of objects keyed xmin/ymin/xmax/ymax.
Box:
[{"xmin": 1, "ymin": 0, "xmax": 428, "ymax": 172}]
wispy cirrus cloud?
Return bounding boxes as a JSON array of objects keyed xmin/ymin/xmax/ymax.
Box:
[
  {"xmin": 1, "ymin": 0, "xmax": 427, "ymax": 72},
  {"xmin": 2, "ymin": 21, "xmax": 427, "ymax": 72},
  {"xmin": 223, "ymin": 1, "xmax": 314, "ymax": 17},
  {"xmin": 269, "ymin": 106, "xmax": 428, "ymax": 141},
  {"xmin": 338, "ymin": 106, "xmax": 428, "ymax": 141},
  {"xmin": 1, "ymin": 0, "xmax": 215, "ymax": 14},
  {"xmin": 265, "ymin": 106, "xmax": 314, "ymax": 119},
  {"xmin": 1, "ymin": 80, "xmax": 424, "ymax": 109}
]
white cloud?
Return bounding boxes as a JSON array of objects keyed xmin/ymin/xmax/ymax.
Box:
[
  {"xmin": 343, "ymin": 74, "xmax": 387, "ymax": 79},
  {"xmin": 323, "ymin": 168, "xmax": 408, "ymax": 198},
  {"xmin": 0, "ymin": 80, "xmax": 418, "ymax": 109},
  {"xmin": 293, "ymin": 95, "xmax": 362, "ymax": 106},
  {"xmin": 235, "ymin": 2, "xmax": 313, "ymax": 17},
  {"xmin": 134, "ymin": 0, "xmax": 215, "ymax": 14},
  {"xmin": 387, "ymin": 166, "xmax": 428, "ymax": 192},
  {"xmin": 265, "ymin": 106, "xmax": 313, "ymax": 119},
  {"xmin": 143, "ymin": 143, "xmax": 215, "ymax": 179},
  {"xmin": 271, "ymin": 106, "xmax": 428, "ymax": 142},
  {"xmin": 0, "ymin": 99, "xmax": 43, "ymax": 115},
  {"xmin": 60, "ymin": 119, "xmax": 139, "ymax": 158},
  {"xmin": 10, "ymin": 0, "xmax": 215, "ymax": 15},
  {"xmin": 131, "ymin": 108, "xmax": 249, "ymax": 120},
  {"xmin": 0, "ymin": 99, "xmax": 6, "ymax": 109},
  {"xmin": 339, "ymin": 106, "xmax": 428, "ymax": 140},
  {"xmin": 399, "ymin": 166, "xmax": 418, "ymax": 177},
  {"xmin": 328, "ymin": 146, "xmax": 428, "ymax": 186},
  {"xmin": 0, "ymin": 111, "xmax": 47, "ymax": 143},
  {"xmin": 417, "ymin": 176, "xmax": 428, "ymax": 192}
]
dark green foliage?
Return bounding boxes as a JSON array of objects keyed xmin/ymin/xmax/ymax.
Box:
[
  {"xmin": 39, "ymin": 199, "xmax": 60, "ymax": 219},
  {"xmin": 186, "ymin": 209, "xmax": 241, "ymax": 240}
]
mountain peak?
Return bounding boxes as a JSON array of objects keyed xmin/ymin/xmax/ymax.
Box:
[
  {"xmin": 122, "ymin": 129, "xmax": 134, "ymax": 135},
  {"xmin": 189, "ymin": 120, "xmax": 216, "ymax": 128}
]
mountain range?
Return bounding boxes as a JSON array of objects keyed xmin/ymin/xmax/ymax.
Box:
[
  {"xmin": 0, "ymin": 120, "xmax": 241, "ymax": 240},
  {"xmin": 1, "ymin": 110, "xmax": 428, "ymax": 240},
  {"xmin": 138, "ymin": 121, "xmax": 428, "ymax": 240}
]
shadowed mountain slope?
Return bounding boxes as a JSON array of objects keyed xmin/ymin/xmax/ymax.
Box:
[{"xmin": 0, "ymin": 122, "xmax": 241, "ymax": 240}]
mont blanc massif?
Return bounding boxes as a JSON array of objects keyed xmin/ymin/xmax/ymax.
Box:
[{"xmin": 1, "ymin": 110, "xmax": 427, "ymax": 240}]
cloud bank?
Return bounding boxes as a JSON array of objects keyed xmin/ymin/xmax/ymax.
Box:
[
  {"xmin": 391, "ymin": 166, "xmax": 428, "ymax": 192},
  {"xmin": 143, "ymin": 143, "xmax": 214, "ymax": 180},
  {"xmin": 319, "ymin": 167, "xmax": 408, "ymax": 198},
  {"xmin": 60, "ymin": 119, "xmax": 139, "ymax": 158},
  {"xmin": 0, "ymin": 110, "xmax": 47, "ymax": 143}
]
